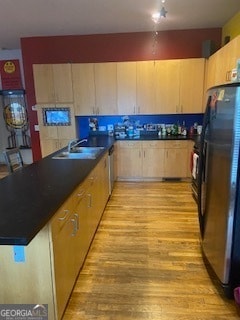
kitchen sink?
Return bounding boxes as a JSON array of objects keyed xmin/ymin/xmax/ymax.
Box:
[{"xmin": 52, "ymin": 146, "xmax": 105, "ymax": 160}]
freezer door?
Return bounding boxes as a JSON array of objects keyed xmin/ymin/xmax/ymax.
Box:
[{"xmin": 202, "ymin": 141, "xmax": 233, "ymax": 283}]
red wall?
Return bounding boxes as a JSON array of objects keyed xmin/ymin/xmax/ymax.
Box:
[{"xmin": 21, "ymin": 29, "xmax": 221, "ymax": 161}]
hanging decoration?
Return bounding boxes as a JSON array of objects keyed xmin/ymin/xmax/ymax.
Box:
[
  {"xmin": 151, "ymin": 0, "xmax": 168, "ymax": 55},
  {"xmin": 0, "ymin": 60, "xmax": 23, "ymax": 90}
]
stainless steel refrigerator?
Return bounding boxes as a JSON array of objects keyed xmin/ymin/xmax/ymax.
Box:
[{"xmin": 198, "ymin": 82, "xmax": 240, "ymax": 298}]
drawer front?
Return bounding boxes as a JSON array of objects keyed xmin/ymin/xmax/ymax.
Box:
[
  {"xmin": 142, "ymin": 141, "xmax": 165, "ymax": 148},
  {"xmin": 117, "ymin": 141, "xmax": 142, "ymax": 148},
  {"xmin": 164, "ymin": 140, "xmax": 189, "ymax": 149}
]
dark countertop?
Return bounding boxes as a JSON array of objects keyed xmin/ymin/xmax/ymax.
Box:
[
  {"xmin": 0, "ymin": 136, "xmax": 114, "ymax": 245},
  {"xmin": 0, "ymin": 133, "xmax": 199, "ymax": 246}
]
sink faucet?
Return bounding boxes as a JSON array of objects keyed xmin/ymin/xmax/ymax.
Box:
[{"xmin": 68, "ymin": 139, "xmax": 88, "ymax": 153}]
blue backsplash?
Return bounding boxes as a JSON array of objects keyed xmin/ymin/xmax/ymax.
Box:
[{"xmin": 76, "ymin": 113, "xmax": 204, "ymax": 138}]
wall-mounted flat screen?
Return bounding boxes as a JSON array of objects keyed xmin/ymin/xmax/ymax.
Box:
[{"xmin": 42, "ymin": 107, "xmax": 71, "ymax": 126}]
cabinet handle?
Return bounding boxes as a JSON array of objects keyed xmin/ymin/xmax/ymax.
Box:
[
  {"xmin": 74, "ymin": 213, "xmax": 79, "ymax": 230},
  {"xmin": 77, "ymin": 189, "xmax": 85, "ymax": 198},
  {"xmin": 70, "ymin": 218, "xmax": 77, "ymax": 236},
  {"xmin": 143, "ymin": 150, "xmax": 146, "ymax": 158},
  {"xmin": 87, "ymin": 193, "xmax": 92, "ymax": 208},
  {"xmin": 58, "ymin": 209, "xmax": 69, "ymax": 221}
]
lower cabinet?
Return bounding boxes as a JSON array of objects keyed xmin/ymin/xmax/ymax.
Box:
[
  {"xmin": 51, "ymin": 153, "xmax": 109, "ymax": 319},
  {"xmin": 116, "ymin": 140, "xmax": 193, "ymax": 180},
  {"xmin": 0, "ymin": 153, "xmax": 109, "ymax": 320}
]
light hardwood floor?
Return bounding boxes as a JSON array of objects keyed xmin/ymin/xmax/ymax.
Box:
[{"xmin": 63, "ymin": 181, "xmax": 239, "ymax": 320}]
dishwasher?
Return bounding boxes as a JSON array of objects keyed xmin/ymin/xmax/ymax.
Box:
[{"xmin": 108, "ymin": 145, "xmax": 115, "ymax": 195}]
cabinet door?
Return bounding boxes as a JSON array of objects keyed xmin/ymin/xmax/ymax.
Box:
[
  {"xmin": 180, "ymin": 59, "xmax": 205, "ymax": 113},
  {"xmin": 94, "ymin": 62, "xmax": 117, "ymax": 114},
  {"xmin": 53, "ymin": 217, "xmax": 76, "ymax": 319},
  {"xmin": 116, "ymin": 141, "xmax": 142, "ymax": 179},
  {"xmin": 72, "ymin": 63, "xmax": 95, "ymax": 115},
  {"xmin": 142, "ymin": 141, "xmax": 165, "ymax": 178},
  {"xmin": 155, "ymin": 60, "xmax": 180, "ymax": 114},
  {"xmin": 117, "ymin": 62, "xmax": 137, "ymax": 115},
  {"xmin": 52, "ymin": 64, "xmax": 73, "ymax": 103},
  {"xmin": 136, "ymin": 61, "xmax": 156, "ymax": 114},
  {"xmin": 33, "ymin": 64, "xmax": 73, "ymax": 103},
  {"xmin": 164, "ymin": 141, "xmax": 189, "ymax": 178},
  {"xmin": 33, "ymin": 64, "xmax": 55, "ymax": 103}
]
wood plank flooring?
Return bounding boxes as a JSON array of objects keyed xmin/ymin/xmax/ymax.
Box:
[{"xmin": 63, "ymin": 181, "xmax": 240, "ymax": 320}]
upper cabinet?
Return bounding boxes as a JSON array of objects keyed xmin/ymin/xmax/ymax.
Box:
[
  {"xmin": 94, "ymin": 62, "xmax": 117, "ymax": 115},
  {"xmin": 73, "ymin": 62, "xmax": 117, "ymax": 115},
  {"xmin": 146, "ymin": 58, "xmax": 205, "ymax": 114},
  {"xmin": 136, "ymin": 61, "xmax": 156, "ymax": 114},
  {"xmin": 72, "ymin": 63, "xmax": 95, "ymax": 115},
  {"xmin": 33, "ymin": 64, "xmax": 73, "ymax": 103},
  {"xmin": 155, "ymin": 60, "xmax": 180, "ymax": 114},
  {"xmin": 34, "ymin": 59, "xmax": 205, "ymax": 116},
  {"xmin": 179, "ymin": 59, "xmax": 205, "ymax": 113},
  {"xmin": 205, "ymin": 35, "xmax": 240, "ymax": 90},
  {"xmin": 117, "ymin": 62, "xmax": 137, "ymax": 115}
]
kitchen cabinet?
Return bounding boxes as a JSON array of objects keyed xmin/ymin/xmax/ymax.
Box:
[
  {"xmin": 205, "ymin": 35, "xmax": 240, "ymax": 90},
  {"xmin": 155, "ymin": 60, "xmax": 180, "ymax": 114},
  {"xmin": 116, "ymin": 141, "xmax": 142, "ymax": 179},
  {"xmin": 142, "ymin": 141, "xmax": 165, "ymax": 178},
  {"xmin": 73, "ymin": 62, "xmax": 117, "ymax": 115},
  {"xmin": 117, "ymin": 62, "xmax": 137, "ymax": 115},
  {"xmin": 179, "ymin": 59, "xmax": 205, "ymax": 113},
  {"xmin": 116, "ymin": 140, "xmax": 193, "ymax": 180},
  {"xmin": 156, "ymin": 59, "xmax": 205, "ymax": 114},
  {"xmin": 36, "ymin": 104, "xmax": 76, "ymax": 157},
  {"xmin": 33, "ymin": 64, "xmax": 73, "ymax": 103},
  {"xmin": 51, "ymin": 196, "xmax": 77, "ymax": 319},
  {"xmin": 94, "ymin": 62, "xmax": 117, "ymax": 115},
  {"xmin": 136, "ymin": 61, "xmax": 156, "ymax": 114},
  {"xmin": 164, "ymin": 140, "xmax": 190, "ymax": 178},
  {"xmin": 72, "ymin": 63, "xmax": 96, "ymax": 115},
  {"xmin": 0, "ymin": 152, "xmax": 110, "ymax": 320}
]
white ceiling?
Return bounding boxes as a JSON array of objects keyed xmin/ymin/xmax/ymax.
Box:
[{"xmin": 0, "ymin": 0, "xmax": 239, "ymax": 50}]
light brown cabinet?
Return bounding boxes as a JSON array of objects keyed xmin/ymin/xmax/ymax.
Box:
[
  {"xmin": 94, "ymin": 62, "xmax": 117, "ymax": 115},
  {"xmin": 117, "ymin": 62, "xmax": 137, "ymax": 114},
  {"xmin": 142, "ymin": 141, "xmax": 165, "ymax": 178},
  {"xmin": 36, "ymin": 104, "xmax": 76, "ymax": 157},
  {"xmin": 164, "ymin": 140, "xmax": 189, "ymax": 178},
  {"xmin": 116, "ymin": 140, "xmax": 193, "ymax": 180},
  {"xmin": 179, "ymin": 59, "xmax": 205, "ymax": 113},
  {"xmin": 137, "ymin": 58, "xmax": 205, "ymax": 114},
  {"xmin": 136, "ymin": 61, "xmax": 156, "ymax": 114},
  {"xmin": 33, "ymin": 64, "xmax": 73, "ymax": 103},
  {"xmin": 72, "ymin": 63, "xmax": 96, "ymax": 115},
  {"xmin": 72, "ymin": 62, "xmax": 117, "ymax": 115},
  {"xmin": 155, "ymin": 60, "xmax": 180, "ymax": 114},
  {"xmin": 0, "ymin": 153, "xmax": 109, "ymax": 320},
  {"xmin": 205, "ymin": 35, "xmax": 240, "ymax": 90},
  {"xmin": 116, "ymin": 141, "xmax": 142, "ymax": 179},
  {"xmin": 156, "ymin": 59, "xmax": 205, "ymax": 114}
]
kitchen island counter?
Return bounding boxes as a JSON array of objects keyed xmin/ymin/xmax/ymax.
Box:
[{"xmin": 0, "ymin": 136, "xmax": 114, "ymax": 245}]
